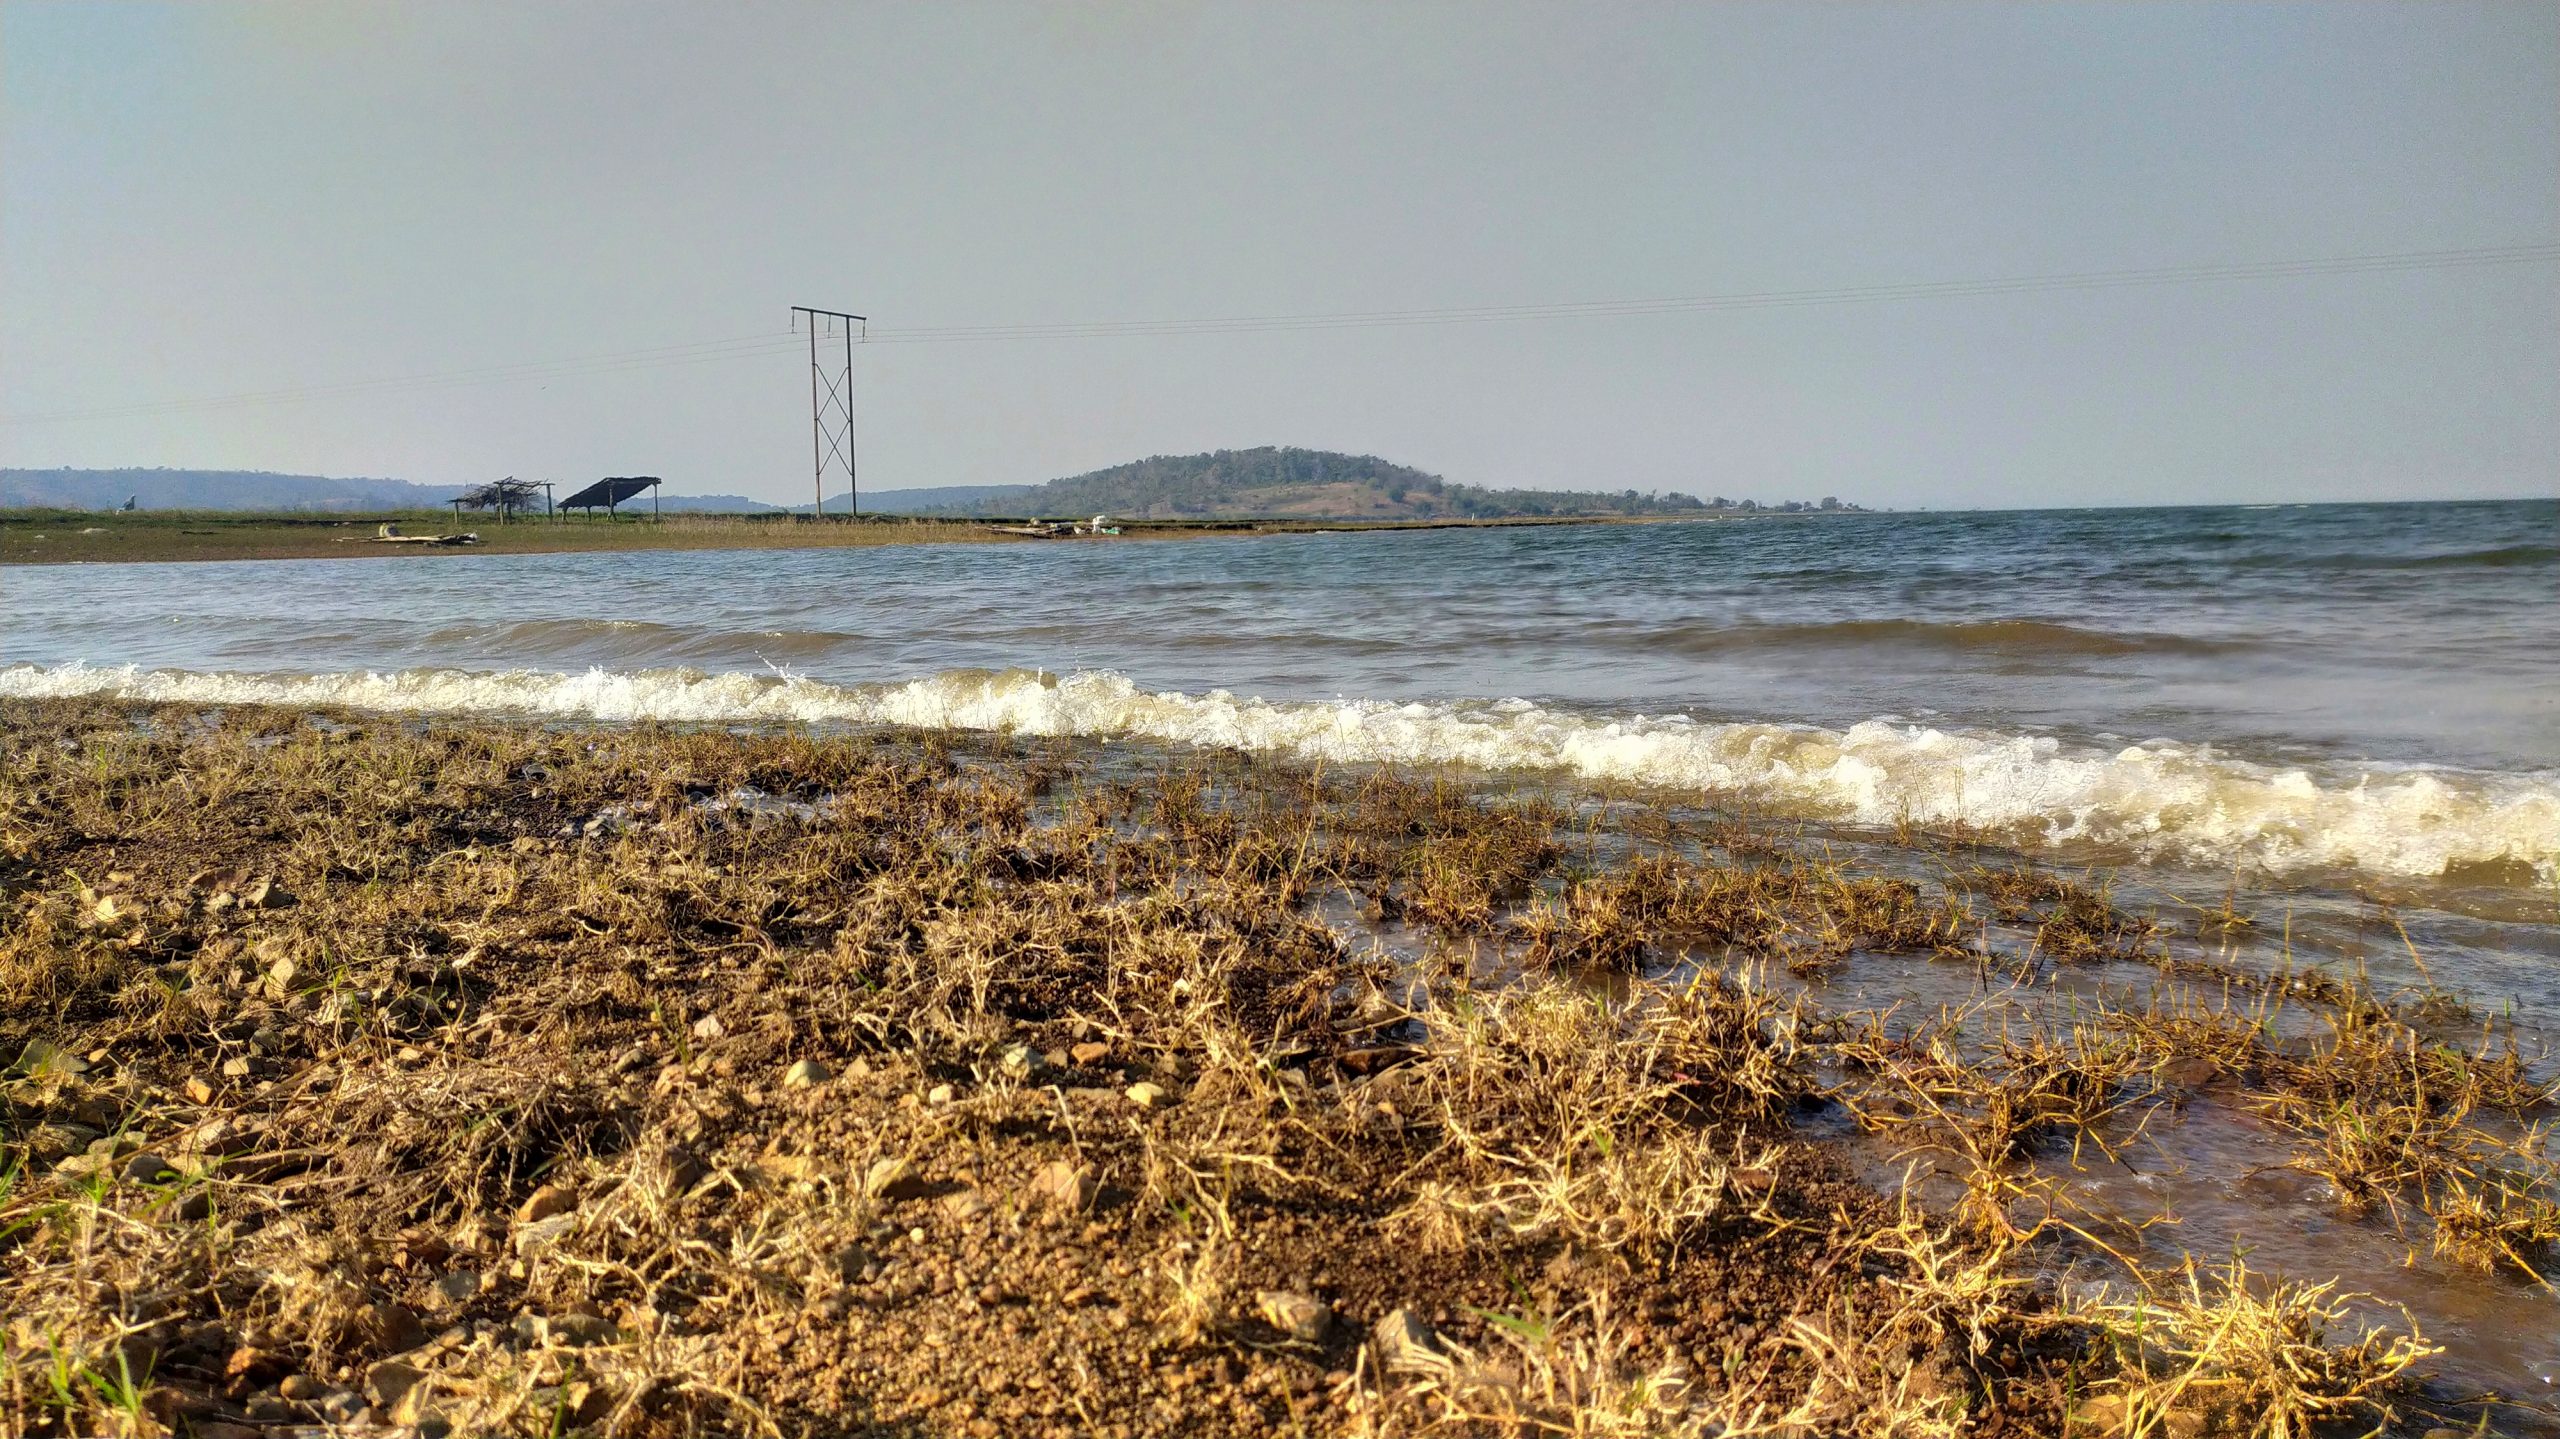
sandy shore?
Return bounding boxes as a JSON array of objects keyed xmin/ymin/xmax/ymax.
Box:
[{"xmin": 2, "ymin": 698, "xmax": 2544, "ymax": 1437}]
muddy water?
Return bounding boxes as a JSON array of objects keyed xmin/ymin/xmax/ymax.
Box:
[{"xmin": 1280, "ymin": 777, "xmax": 2560, "ymax": 1414}]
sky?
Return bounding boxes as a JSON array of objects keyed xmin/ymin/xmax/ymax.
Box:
[{"xmin": 2, "ymin": 1, "xmax": 2554, "ymax": 510}]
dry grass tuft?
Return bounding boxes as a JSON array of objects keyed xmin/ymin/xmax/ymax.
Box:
[{"xmin": 0, "ymin": 696, "xmax": 2515, "ymax": 1437}]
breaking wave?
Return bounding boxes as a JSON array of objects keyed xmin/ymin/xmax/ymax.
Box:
[{"xmin": 6, "ymin": 661, "xmax": 2553, "ymax": 886}]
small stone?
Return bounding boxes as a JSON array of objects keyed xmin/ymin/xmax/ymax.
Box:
[
  {"xmin": 279, "ymin": 1374, "xmax": 327, "ymax": 1402},
  {"xmin": 122, "ymin": 1151, "xmax": 176, "ymax": 1185},
  {"xmin": 1255, "ymin": 1290, "xmax": 1334, "ymax": 1344},
  {"xmin": 512, "ymin": 1212, "xmax": 577, "ymax": 1255},
  {"xmin": 2076, "ymin": 1396, "xmax": 2128, "ymax": 1431},
  {"xmin": 140, "ymin": 1384, "xmax": 204, "ymax": 1427},
  {"xmin": 93, "ymin": 895, "xmax": 126, "ymax": 925},
  {"xmin": 239, "ymin": 876, "xmax": 291, "ymax": 909},
  {"xmin": 516, "ymin": 1183, "xmax": 577, "ymax": 1224},
  {"xmin": 1070, "ymin": 1041, "xmax": 1110, "ymax": 1065},
  {"xmin": 1373, "ymin": 1308, "xmax": 1454, "ymax": 1374},
  {"xmin": 546, "ymin": 1313, "xmax": 619, "ymax": 1347},
  {"xmin": 691, "ymin": 1014, "xmax": 725, "ymax": 1040},
  {"xmin": 865, "ymin": 1156, "xmax": 930, "ymax": 1201},
  {"xmin": 432, "ymin": 1270, "xmax": 482, "ymax": 1307},
  {"xmin": 1000, "ymin": 1043, "xmax": 1040, "ymax": 1078},
  {"xmin": 183, "ymin": 1077, "xmax": 215, "ymax": 1104},
  {"xmin": 365, "ymin": 1359, "xmax": 428, "ymax": 1408},
  {"xmin": 362, "ymin": 1301, "xmax": 426, "ymax": 1353},
  {"xmin": 225, "ymin": 1344, "xmax": 287, "ymax": 1382},
  {"xmin": 1125, "ymin": 1081, "xmax": 1169, "ymax": 1108},
  {"xmin": 28, "ymin": 1122, "xmax": 97, "ymax": 1163},
  {"xmin": 220, "ymin": 1056, "xmax": 253, "ymax": 1078},
  {"xmin": 927, "ymin": 1083, "xmax": 956, "ymax": 1105},
  {"xmin": 1027, "ymin": 1159, "xmax": 1098, "ymax": 1212},
  {"xmin": 784, "ymin": 1058, "xmax": 832, "ymax": 1088},
  {"xmin": 654, "ymin": 1147, "xmax": 707, "ymax": 1195},
  {"xmin": 2157, "ymin": 1057, "xmax": 2218, "ymax": 1090},
  {"xmin": 16, "ymin": 1038, "xmax": 89, "ymax": 1077}
]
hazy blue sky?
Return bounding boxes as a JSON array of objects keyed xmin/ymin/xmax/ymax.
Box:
[{"xmin": 3, "ymin": 2, "xmax": 2553, "ymax": 508}]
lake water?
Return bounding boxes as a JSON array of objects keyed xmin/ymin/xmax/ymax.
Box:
[
  {"xmin": 7, "ymin": 500, "xmax": 2552, "ymax": 897},
  {"xmin": 8, "ymin": 496, "xmax": 2560, "ymax": 1398}
]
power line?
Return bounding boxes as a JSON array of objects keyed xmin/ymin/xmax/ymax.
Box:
[
  {"xmin": 860, "ymin": 243, "xmax": 2560, "ymax": 343},
  {"xmin": 5, "ymin": 333, "xmax": 809, "ymax": 425},
  {"xmin": 5, "ymin": 242, "xmax": 2552, "ymax": 425}
]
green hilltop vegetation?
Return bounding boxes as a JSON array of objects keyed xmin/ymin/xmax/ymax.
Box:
[{"xmin": 873, "ymin": 447, "xmax": 1746, "ymax": 521}]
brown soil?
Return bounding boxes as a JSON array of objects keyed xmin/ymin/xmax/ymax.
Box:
[{"xmin": 0, "ymin": 698, "xmax": 2530, "ymax": 1437}]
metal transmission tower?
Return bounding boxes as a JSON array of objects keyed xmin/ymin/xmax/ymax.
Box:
[{"xmin": 791, "ymin": 306, "xmax": 865, "ymax": 517}]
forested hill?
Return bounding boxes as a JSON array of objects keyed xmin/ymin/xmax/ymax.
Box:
[
  {"xmin": 873, "ymin": 447, "xmax": 1711, "ymax": 520},
  {"xmin": 1, "ymin": 469, "xmax": 780, "ymax": 514},
  {"xmin": 0, "ymin": 468, "xmax": 464, "ymax": 511}
]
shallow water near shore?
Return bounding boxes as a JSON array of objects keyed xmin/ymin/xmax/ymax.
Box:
[{"xmin": 7, "ymin": 500, "xmax": 2555, "ymax": 897}]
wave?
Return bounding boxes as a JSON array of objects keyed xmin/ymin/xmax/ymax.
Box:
[
  {"xmin": 409, "ymin": 617, "xmax": 865, "ymax": 664},
  {"xmin": 2400, "ymin": 543, "xmax": 2560, "ymax": 570},
  {"xmin": 2222, "ymin": 542, "xmax": 2560, "ymax": 573},
  {"xmin": 5, "ymin": 661, "xmax": 2553, "ymax": 886},
  {"xmin": 1632, "ymin": 618, "xmax": 2235, "ymax": 658}
]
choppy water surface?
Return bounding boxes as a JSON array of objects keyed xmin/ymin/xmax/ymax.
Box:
[
  {"xmin": 7, "ymin": 497, "xmax": 2560, "ymax": 1402},
  {"xmin": 8, "ymin": 500, "xmax": 2552, "ymax": 892}
]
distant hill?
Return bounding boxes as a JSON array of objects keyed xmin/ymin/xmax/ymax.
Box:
[
  {"xmin": 0, "ymin": 469, "xmax": 777, "ymax": 514},
  {"xmin": 656, "ymin": 493, "xmax": 782, "ymax": 514},
  {"xmin": 7, "ymin": 457, "xmax": 1839, "ymax": 520},
  {"xmin": 842, "ymin": 483, "xmax": 1036, "ymax": 515},
  {"xmin": 865, "ymin": 448, "xmax": 1713, "ymax": 520},
  {"xmin": 0, "ymin": 468, "xmax": 467, "ymax": 512}
]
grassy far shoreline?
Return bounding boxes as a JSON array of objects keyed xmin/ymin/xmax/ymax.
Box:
[
  {"xmin": 4, "ymin": 698, "xmax": 2553, "ymax": 1438},
  {"xmin": 0, "ymin": 508, "xmax": 1696, "ymax": 566}
]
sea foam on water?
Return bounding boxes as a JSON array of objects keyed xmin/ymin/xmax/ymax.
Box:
[{"xmin": 8, "ymin": 659, "xmax": 2551, "ymax": 887}]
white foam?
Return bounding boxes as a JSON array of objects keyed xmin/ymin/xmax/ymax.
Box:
[{"xmin": 6, "ymin": 661, "xmax": 2553, "ymax": 884}]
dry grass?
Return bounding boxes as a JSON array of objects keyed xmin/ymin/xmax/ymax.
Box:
[
  {"xmin": 2069, "ymin": 1258, "xmax": 2438, "ymax": 1439},
  {"xmin": 0, "ymin": 696, "xmax": 2518, "ymax": 1437}
]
